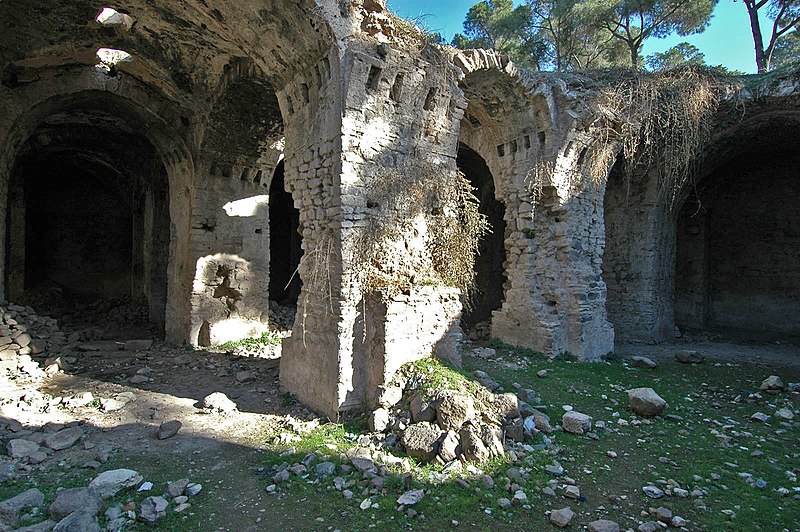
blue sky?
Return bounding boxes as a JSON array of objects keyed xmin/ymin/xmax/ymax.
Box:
[{"xmin": 387, "ymin": 0, "xmax": 762, "ymax": 73}]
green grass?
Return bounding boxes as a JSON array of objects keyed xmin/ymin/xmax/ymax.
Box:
[
  {"xmin": 3, "ymin": 344, "xmax": 798, "ymax": 531},
  {"xmin": 217, "ymin": 331, "xmax": 282, "ymax": 351}
]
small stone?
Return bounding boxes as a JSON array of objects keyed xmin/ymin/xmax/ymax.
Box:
[
  {"xmin": 129, "ymin": 375, "xmax": 149, "ymax": 384},
  {"xmin": 760, "ymin": 375, "xmax": 784, "ymax": 391},
  {"xmin": 564, "ymin": 485, "xmax": 580, "ymax": 499},
  {"xmin": 638, "ymin": 521, "xmax": 659, "ymax": 532},
  {"xmin": 498, "ymin": 497, "xmax": 511, "ymax": 509},
  {"xmin": 588, "ymin": 519, "xmax": 620, "ymax": 532},
  {"xmin": 397, "ymin": 489, "xmax": 424, "ymax": 506},
  {"xmin": 201, "ymin": 392, "xmax": 237, "ymax": 414},
  {"xmin": 674, "ymin": 350, "xmax": 704, "ymax": 364},
  {"xmin": 775, "ymin": 408, "xmax": 794, "ymax": 420},
  {"xmin": 512, "ymin": 490, "xmax": 527, "ymax": 505},
  {"xmin": 368, "ymin": 408, "xmax": 390, "ymax": 433},
  {"xmin": 643, "ymin": 485, "xmax": 665, "ymax": 499},
  {"xmin": 138, "ymin": 496, "xmax": 168, "ymax": 523},
  {"xmin": 537, "ymin": 369, "xmax": 549, "ymax": 378},
  {"xmin": 156, "ymin": 420, "xmax": 182, "ymax": 440},
  {"xmin": 315, "ymin": 462, "xmax": 336, "ymax": 477},
  {"xmin": 44, "ymin": 427, "xmax": 83, "ymax": 451},
  {"xmin": 656, "ymin": 506, "xmax": 673, "ymax": 523},
  {"xmin": 185, "ymin": 483, "xmax": 202, "ymax": 497},
  {"xmin": 174, "ymin": 503, "xmax": 191, "ymax": 513},
  {"xmin": 562, "ymin": 411, "xmax": 593, "ymax": 434},
  {"xmin": 627, "ymin": 388, "xmax": 666, "ymax": 417},
  {"xmin": 549, "ymin": 507, "xmax": 574, "ymax": 527},
  {"xmin": 750, "ymin": 412, "xmax": 770, "ymax": 423},
  {"xmin": 631, "ymin": 356, "xmax": 657, "ymax": 369},
  {"xmin": 439, "ymin": 430, "xmax": 461, "ymax": 462},
  {"xmin": 671, "ymin": 516, "xmax": 687, "ymax": 527},
  {"xmin": 166, "ymin": 479, "xmax": 189, "ymax": 498}
]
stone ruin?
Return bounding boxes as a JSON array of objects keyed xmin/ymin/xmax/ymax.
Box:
[{"xmin": 0, "ymin": 0, "xmax": 798, "ymax": 420}]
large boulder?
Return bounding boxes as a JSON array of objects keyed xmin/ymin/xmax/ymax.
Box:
[
  {"xmin": 44, "ymin": 427, "xmax": 84, "ymax": 451},
  {"xmin": 459, "ymin": 424, "xmax": 490, "ymax": 463},
  {"xmin": 628, "ymin": 387, "xmax": 666, "ymax": 417},
  {"xmin": 53, "ymin": 510, "xmax": 100, "ymax": 532},
  {"xmin": 0, "ymin": 488, "xmax": 45, "ymax": 528},
  {"xmin": 401, "ymin": 422, "xmax": 443, "ymax": 462}
]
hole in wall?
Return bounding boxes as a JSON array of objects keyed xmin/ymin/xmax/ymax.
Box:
[{"xmin": 268, "ymin": 160, "xmax": 303, "ymax": 305}]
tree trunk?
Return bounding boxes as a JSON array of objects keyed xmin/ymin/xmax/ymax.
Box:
[
  {"xmin": 629, "ymin": 42, "xmax": 639, "ymax": 68},
  {"xmin": 745, "ymin": 1, "xmax": 767, "ymax": 72}
]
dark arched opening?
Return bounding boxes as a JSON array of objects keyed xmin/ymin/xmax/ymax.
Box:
[
  {"xmin": 5, "ymin": 121, "xmax": 170, "ymax": 333},
  {"xmin": 675, "ymin": 141, "xmax": 800, "ymax": 343},
  {"xmin": 456, "ymin": 142, "xmax": 507, "ymax": 336},
  {"xmin": 268, "ymin": 160, "xmax": 302, "ymax": 306}
]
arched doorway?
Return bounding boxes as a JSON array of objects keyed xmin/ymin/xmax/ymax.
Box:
[
  {"xmin": 268, "ymin": 160, "xmax": 303, "ymax": 306},
  {"xmin": 5, "ymin": 105, "xmax": 170, "ymax": 332},
  {"xmin": 456, "ymin": 142, "xmax": 507, "ymax": 337}
]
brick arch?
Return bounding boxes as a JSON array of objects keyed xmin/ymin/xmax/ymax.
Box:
[{"xmin": 0, "ymin": 68, "xmax": 196, "ymax": 342}]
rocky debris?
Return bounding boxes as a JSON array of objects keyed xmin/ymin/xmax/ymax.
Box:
[
  {"xmin": 53, "ymin": 510, "xmax": 100, "ymax": 532},
  {"xmin": 549, "ymin": 507, "xmax": 574, "ymax": 527},
  {"xmin": 401, "ymin": 422, "xmax": 443, "ymax": 462},
  {"xmin": 760, "ymin": 375, "xmax": 784, "ymax": 391},
  {"xmin": 0, "ymin": 488, "xmax": 45, "ymax": 529},
  {"xmin": 157, "ymin": 420, "xmax": 182, "ymax": 440},
  {"xmin": 436, "ymin": 393, "xmax": 475, "ymax": 431},
  {"xmin": 473, "ymin": 370, "xmax": 500, "ymax": 391},
  {"xmin": 201, "ymin": 392, "xmax": 238, "ymax": 414},
  {"xmin": 376, "ymin": 386, "xmax": 403, "ymax": 408},
  {"xmin": 49, "ymin": 487, "xmax": 102, "ymax": 520},
  {"xmin": 627, "ymin": 388, "xmax": 666, "ymax": 417},
  {"xmin": 89, "ymin": 469, "xmax": 143, "ymax": 498},
  {"xmin": 562, "ymin": 411, "xmax": 593, "ymax": 434},
  {"xmin": 44, "ymin": 426, "xmax": 83, "ymax": 451},
  {"xmin": 396, "ymin": 489, "xmax": 424, "ymax": 506},
  {"xmin": 588, "ymin": 519, "xmax": 620, "ymax": 532},
  {"xmin": 630, "ymin": 356, "xmax": 657, "ymax": 369},
  {"xmin": 410, "ymin": 394, "xmax": 437, "ymax": 422},
  {"xmin": 7, "ymin": 438, "xmax": 39, "ymax": 459},
  {"xmin": 315, "ymin": 462, "xmax": 336, "ymax": 477},
  {"xmin": 139, "ymin": 496, "xmax": 169, "ymax": 523}
]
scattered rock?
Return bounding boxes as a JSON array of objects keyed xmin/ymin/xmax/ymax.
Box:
[
  {"xmin": 50, "ymin": 487, "xmax": 102, "ymax": 519},
  {"xmin": 7, "ymin": 439, "xmax": 39, "ymax": 459},
  {"xmin": 401, "ymin": 422, "xmax": 443, "ymax": 462},
  {"xmin": 588, "ymin": 519, "xmax": 620, "ymax": 532},
  {"xmin": 562, "ymin": 411, "xmax": 593, "ymax": 434},
  {"xmin": 760, "ymin": 375, "xmax": 784, "ymax": 391},
  {"xmin": 201, "ymin": 392, "xmax": 237, "ymax": 414},
  {"xmin": 627, "ymin": 387, "xmax": 666, "ymax": 417},
  {"xmin": 674, "ymin": 350, "xmax": 704, "ymax": 364},
  {"xmin": 315, "ymin": 462, "xmax": 336, "ymax": 477},
  {"xmin": 376, "ymin": 386, "xmax": 403, "ymax": 408},
  {"xmin": 139, "ymin": 496, "xmax": 168, "ymax": 523},
  {"xmin": 459, "ymin": 423, "xmax": 490, "ymax": 463},
  {"xmin": 410, "ymin": 394, "xmax": 436, "ymax": 423},
  {"xmin": 185, "ymin": 483, "xmax": 202, "ymax": 497},
  {"xmin": 436, "ymin": 393, "xmax": 475, "ymax": 431},
  {"xmin": 397, "ymin": 489, "xmax": 424, "ymax": 506},
  {"xmin": 631, "ymin": 356, "xmax": 657, "ymax": 369},
  {"xmin": 775, "ymin": 408, "xmax": 794, "ymax": 420},
  {"xmin": 368, "ymin": 408, "xmax": 390, "ymax": 433},
  {"xmin": 89, "ymin": 469, "xmax": 143, "ymax": 498},
  {"xmin": 642, "ymin": 485, "xmax": 665, "ymax": 499},
  {"xmin": 439, "ymin": 430, "xmax": 461, "ymax": 462},
  {"xmin": 0, "ymin": 488, "xmax": 45, "ymax": 528},
  {"xmin": 549, "ymin": 507, "xmax": 574, "ymax": 528},
  {"xmin": 157, "ymin": 420, "xmax": 182, "ymax": 440},
  {"xmin": 124, "ymin": 339, "xmax": 153, "ymax": 351},
  {"xmin": 53, "ymin": 510, "xmax": 100, "ymax": 532},
  {"xmin": 750, "ymin": 412, "xmax": 770, "ymax": 423},
  {"xmin": 166, "ymin": 479, "xmax": 189, "ymax": 498},
  {"xmin": 44, "ymin": 426, "xmax": 83, "ymax": 451},
  {"xmin": 235, "ymin": 371, "xmax": 256, "ymax": 383}
]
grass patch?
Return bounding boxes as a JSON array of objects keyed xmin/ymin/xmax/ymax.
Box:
[{"xmin": 217, "ymin": 330, "xmax": 282, "ymax": 351}]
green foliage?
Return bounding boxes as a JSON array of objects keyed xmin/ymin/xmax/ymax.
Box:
[
  {"xmin": 575, "ymin": 0, "xmax": 718, "ymax": 67},
  {"xmin": 645, "ymin": 41, "xmax": 706, "ymax": 70},
  {"xmin": 217, "ymin": 330, "xmax": 282, "ymax": 351},
  {"xmin": 452, "ymin": 0, "xmax": 547, "ymax": 68}
]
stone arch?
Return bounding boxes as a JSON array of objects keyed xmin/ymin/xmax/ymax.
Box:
[
  {"xmin": 674, "ymin": 108, "xmax": 800, "ymax": 341},
  {"xmin": 451, "ymin": 50, "xmax": 615, "ymax": 357},
  {"xmin": 0, "ymin": 70, "xmax": 195, "ymax": 342}
]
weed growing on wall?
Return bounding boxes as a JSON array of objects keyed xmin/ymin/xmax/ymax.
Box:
[{"xmin": 350, "ymin": 163, "xmax": 488, "ymax": 301}]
